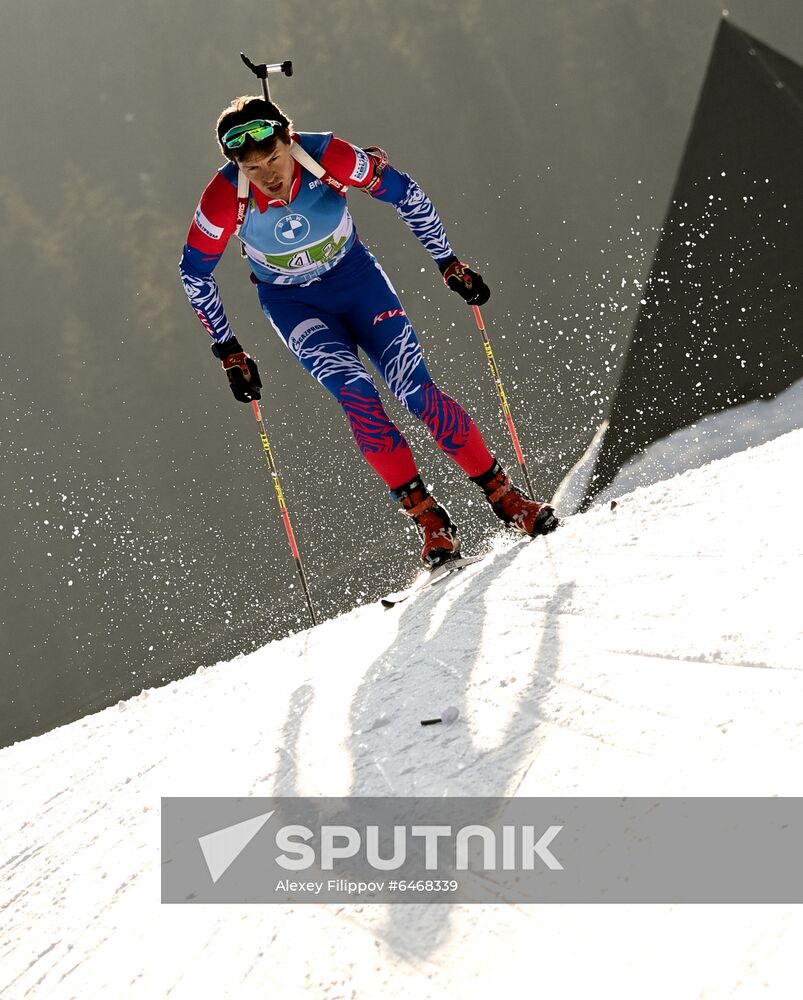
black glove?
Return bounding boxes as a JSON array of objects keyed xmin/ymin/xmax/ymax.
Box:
[
  {"xmin": 438, "ymin": 255, "xmax": 490, "ymax": 306},
  {"xmin": 362, "ymin": 145, "xmax": 390, "ymax": 194},
  {"xmin": 212, "ymin": 339, "xmax": 262, "ymax": 403}
]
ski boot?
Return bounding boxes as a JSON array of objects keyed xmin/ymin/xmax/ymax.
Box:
[
  {"xmin": 392, "ymin": 477, "xmax": 461, "ymax": 568},
  {"xmin": 471, "ymin": 460, "xmax": 559, "ymax": 537}
]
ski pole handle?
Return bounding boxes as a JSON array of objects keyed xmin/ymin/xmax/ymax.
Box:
[
  {"xmin": 251, "ymin": 399, "xmax": 317, "ymax": 626},
  {"xmin": 471, "ymin": 305, "xmax": 535, "ymax": 498}
]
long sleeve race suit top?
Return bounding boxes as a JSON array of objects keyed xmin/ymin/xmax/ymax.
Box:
[{"xmin": 179, "ymin": 132, "xmax": 456, "ymax": 351}]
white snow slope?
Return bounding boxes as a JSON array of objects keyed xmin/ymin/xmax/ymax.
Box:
[{"xmin": 1, "ymin": 428, "xmax": 802, "ymax": 999}]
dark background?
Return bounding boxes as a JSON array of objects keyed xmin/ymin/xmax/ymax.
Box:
[
  {"xmin": 582, "ymin": 20, "xmax": 803, "ymax": 505},
  {"xmin": 2, "ymin": 1, "xmax": 801, "ymax": 746}
]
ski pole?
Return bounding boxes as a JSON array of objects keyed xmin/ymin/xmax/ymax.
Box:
[
  {"xmin": 250, "ymin": 399, "xmax": 317, "ymax": 626},
  {"xmin": 471, "ymin": 304, "xmax": 535, "ymax": 498}
]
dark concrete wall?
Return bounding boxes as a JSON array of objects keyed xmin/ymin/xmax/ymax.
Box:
[{"xmin": 582, "ymin": 21, "xmax": 803, "ymax": 507}]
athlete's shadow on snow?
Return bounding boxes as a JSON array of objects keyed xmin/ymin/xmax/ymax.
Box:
[
  {"xmin": 271, "ymin": 542, "xmax": 572, "ymax": 959},
  {"xmin": 346, "ymin": 542, "xmax": 574, "ymax": 960}
]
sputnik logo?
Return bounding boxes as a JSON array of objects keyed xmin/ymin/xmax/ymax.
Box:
[
  {"xmin": 198, "ymin": 811, "xmax": 274, "ymax": 883},
  {"xmin": 197, "ymin": 811, "xmax": 563, "ymax": 878}
]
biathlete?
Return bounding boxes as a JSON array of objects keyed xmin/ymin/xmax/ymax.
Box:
[{"xmin": 180, "ymin": 95, "xmax": 557, "ymax": 567}]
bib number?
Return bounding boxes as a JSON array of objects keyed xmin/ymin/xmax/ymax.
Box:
[{"xmin": 289, "ymin": 251, "xmax": 312, "ymax": 269}]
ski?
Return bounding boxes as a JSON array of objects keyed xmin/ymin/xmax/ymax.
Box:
[{"xmin": 380, "ymin": 554, "xmax": 487, "ymax": 608}]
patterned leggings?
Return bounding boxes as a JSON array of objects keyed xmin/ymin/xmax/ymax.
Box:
[{"xmin": 256, "ymin": 243, "xmax": 493, "ymax": 490}]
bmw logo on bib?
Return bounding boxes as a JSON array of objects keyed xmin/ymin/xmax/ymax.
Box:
[{"xmin": 275, "ymin": 213, "xmax": 311, "ymax": 244}]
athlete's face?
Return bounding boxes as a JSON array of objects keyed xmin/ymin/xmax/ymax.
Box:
[{"xmin": 238, "ymin": 141, "xmax": 295, "ymax": 201}]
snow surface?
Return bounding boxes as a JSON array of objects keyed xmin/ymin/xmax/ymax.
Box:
[
  {"xmin": 553, "ymin": 376, "xmax": 803, "ymax": 514},
  {"xmin": 1, "ymin": 428, "xmax": 802, "ymax": 998}
]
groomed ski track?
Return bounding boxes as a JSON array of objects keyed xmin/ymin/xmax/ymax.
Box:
[{"xmin": 1, "ymin": 428, "xmax": 801, "ymax": 999}]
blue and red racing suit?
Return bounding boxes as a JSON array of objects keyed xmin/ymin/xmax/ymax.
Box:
[{"xmin": 179, "ymin": 131, "xmax": 494, "ymax": 489}]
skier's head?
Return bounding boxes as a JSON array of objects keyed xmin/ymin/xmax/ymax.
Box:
[{"xmin": 216, "ymin": 96, "xmax": 294, "ymax": 162}]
